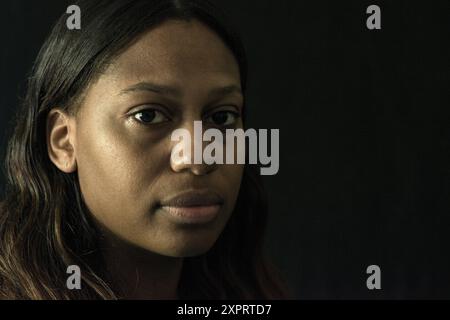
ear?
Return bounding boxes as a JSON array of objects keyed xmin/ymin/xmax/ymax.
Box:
[{"xmin": 46, "ymin": 108, "xmax": 78, "ymax": 173}]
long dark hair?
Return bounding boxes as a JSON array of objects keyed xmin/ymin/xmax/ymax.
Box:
[{"xmin": 0, "ymin": 0, "xmax": 288, "ymax": 299}]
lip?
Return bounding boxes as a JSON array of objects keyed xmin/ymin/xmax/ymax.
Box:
[{"xmin": 158, "ymin": 190, "xmax": 224, "ymax": 224}]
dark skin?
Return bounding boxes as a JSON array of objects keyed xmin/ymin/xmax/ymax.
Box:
[{"xmin": 46, "ymin": 19, "xmax": 244, "ymax": 299}]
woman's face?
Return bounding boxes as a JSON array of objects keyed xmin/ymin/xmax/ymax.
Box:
[{"xmin": 64, "ymin": 20, "xmax": 244, "ymax": 257}]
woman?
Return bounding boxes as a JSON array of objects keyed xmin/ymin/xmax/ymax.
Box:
[{"xmin": 0, "ymin": 0, "xmax": 288, "ymax": 299}]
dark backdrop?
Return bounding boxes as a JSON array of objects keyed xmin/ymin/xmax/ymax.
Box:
[{"xmin": 1, "ymin": 0, "xmax": 450, "ymax": 299}]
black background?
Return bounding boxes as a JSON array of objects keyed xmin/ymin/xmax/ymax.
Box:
[{"xmin": 1, "ymin": 0, "xmax": 450, "ymax": 299}]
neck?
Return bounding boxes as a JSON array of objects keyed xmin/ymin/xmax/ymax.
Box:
[{"xmin": 99, "ymin": 231, "xmax": 183, "ymax": 300}]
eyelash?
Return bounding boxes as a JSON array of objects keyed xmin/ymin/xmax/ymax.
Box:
[
  {"xmin": 131, "ymin": 108, "xmax": 170, "ymax": 125},
  {"xmin": 204, "ymin": 110, "xmax": 241, "ymax": 128},
  {"xmin": 129, "ymin": 106, "xmax": 241, "ymax": 127}
]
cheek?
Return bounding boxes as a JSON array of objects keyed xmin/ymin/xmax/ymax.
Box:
[{"xmin": 76, "ymin": 121, "xmax": 168, "ymax": 228}]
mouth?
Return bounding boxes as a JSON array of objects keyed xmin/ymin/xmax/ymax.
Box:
[{"xmin": 157, "ymin": 189, "xmax": 224, "ymax": 225}]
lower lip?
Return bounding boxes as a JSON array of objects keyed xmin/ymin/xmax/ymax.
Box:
[{"xmin": 160, "ymin": 204, "xmax": 221, "ymax": 224}]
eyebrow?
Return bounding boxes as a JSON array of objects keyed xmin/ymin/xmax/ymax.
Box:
[
  {"xmin": 118, "ymin": 81, "xmax": 243, "ymax": 99},
  {"xmin": 119, "ymin": 82, "xmax": 181, "ymax": 97}
]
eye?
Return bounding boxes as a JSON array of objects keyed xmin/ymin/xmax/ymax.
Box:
[
  {"xmin": 131, "ymin": 109, "xmax": 169, "ymax": 125},
  {"xmin": 205, "ymin": 110, "xmax": 240, "ymax": 126}
]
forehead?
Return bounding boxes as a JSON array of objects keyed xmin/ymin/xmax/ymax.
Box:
[{"xmin": 104, "ymin": 19, "xmax": 241, "ymax": 87}]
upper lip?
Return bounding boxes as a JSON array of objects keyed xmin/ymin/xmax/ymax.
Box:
[{"xmin": 159, "ymin": 190, "xmax": 224, "ymax": 207}]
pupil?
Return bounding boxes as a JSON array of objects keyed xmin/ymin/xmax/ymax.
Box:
[
  {"xmin": 139, "ymin": 110, "xmax": 155, "ymax": 122},
  {"xmin": 212, "ymin": 112, "xmax": 228, "ymax": 125}
]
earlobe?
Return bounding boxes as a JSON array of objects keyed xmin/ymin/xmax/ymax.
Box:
[{"xmin": 46, "ymin": 108, "xmax": 77, "ymax": 173}]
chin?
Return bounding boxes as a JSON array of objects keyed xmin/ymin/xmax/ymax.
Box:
[{"xmin": 156, "ymin": 234, "xmax": 220, "ymax": 258}]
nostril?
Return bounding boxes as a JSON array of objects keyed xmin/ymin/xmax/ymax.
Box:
[{"xmin": 190, "ymin": 163, "xmax": 217, "ymax": 176}]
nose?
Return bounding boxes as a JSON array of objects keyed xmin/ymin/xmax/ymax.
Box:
[
  {"xmin": 171, "ymin": 160, "xmax": 217, "ymax": 175},
  {"xmin": 170, "ymin": 120, "xmax": 218, "ymax": 176}
]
